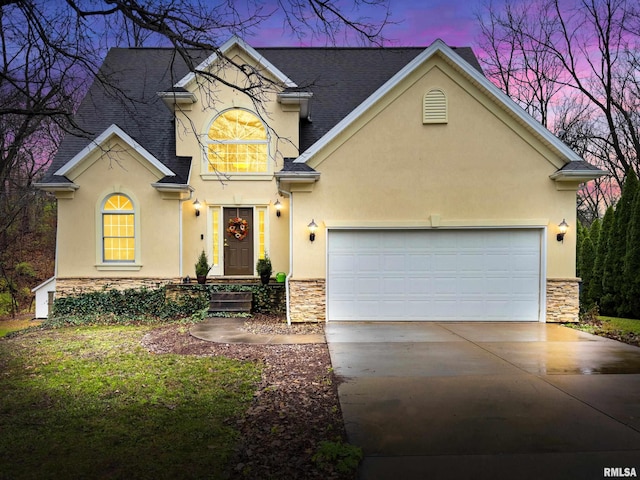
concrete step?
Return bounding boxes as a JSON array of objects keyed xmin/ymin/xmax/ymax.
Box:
[{"xmin": 209, "ymin": 291, "xmax": 253, "ymax": 313}]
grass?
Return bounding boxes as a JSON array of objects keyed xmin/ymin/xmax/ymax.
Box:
[
  {"xmin": 0, "ymin": 325, "xmax": 261, "ymax": 479},
  {"xmin": 597, "ymin": 316, "xmax": 640, "ymax": 334},
  {"xmin": 0, "ymin": 316, "xmax": 41, "ymax": 337},
  {"xmin": 568, "ymin": 313, "xmax": 640, "ymax": 346}
]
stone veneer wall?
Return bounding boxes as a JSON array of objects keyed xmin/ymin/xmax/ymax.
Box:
[
  {"xmin": 546, "ymin": 278, "xmax": 580, "ymax": 323},
  {"xmin": 55, "ymin": 278, "xmax": 178, "ymax": 298},
  {"xmin": 289, "ymin": 279, "xmax": 326, "ymax": 323}
]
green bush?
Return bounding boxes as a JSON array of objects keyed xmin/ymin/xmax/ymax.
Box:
[
  {"xmin": 14, "ymin": 261, "xmax": 36, "ymax": 278},
  {"xmin": 0, "ymin": 292, "xmax": 13, "ymax": 316},
  {"xmin": 49, "ymin": 286, "xmax": 209, "ymax": 326}
]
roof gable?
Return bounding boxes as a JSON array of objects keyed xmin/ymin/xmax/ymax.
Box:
[
  {"xmin": 54, "ymin": 124, "xmax": 175, "ymax": 180},
  {"xmin": 175, "ymin": 35, "xmax": 297, "ymax": 90},
  {"xmin": 294, "ymin": 39, "xmax": 583, "ymax": 168}
]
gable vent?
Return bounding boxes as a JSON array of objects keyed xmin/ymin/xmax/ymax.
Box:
[{"xmin": 423, "ymin": 89, "xmax": 447, "ymax": 124}]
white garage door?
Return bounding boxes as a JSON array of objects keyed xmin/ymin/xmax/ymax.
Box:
[{"xmin": 327, "ymin": 229, "xmax": 542, "ymax": 321}]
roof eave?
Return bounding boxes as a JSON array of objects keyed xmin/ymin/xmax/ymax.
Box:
[
  {"xmin": 277, "ymin": 92, "xmax": 313, "ymax": 120},
  {"xmin": 274, "ymin": 171, "xmax": 321, "ymax": 183},
  {"xmin": 33, "ymin": 182, "xmax": 80, "ymax": 192},
  {"xmin": 151, "ymin": 183, "xmax": 193, "ymax": 193},
  {"xmin": 157, "ymin": 91, "xmax": 197, "ymax": 108},
  {"xmin": 295, "ymin": 38, "xmax": 584, "ymax": 166},
  {"xmin": 550, "ymin": 169, "xmax": 608, "ymax": 183},
  {"xmin": 54, "ymin": 124, "xmax": 175, "ymax": 179},
  {"xmin": 175, "ymin": 35, "xmax": 297, "ymax": 90}
]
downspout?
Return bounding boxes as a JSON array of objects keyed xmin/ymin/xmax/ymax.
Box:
[{"xmin": 278, "ymin": 186, "xmax": 293, "ymax": 326}]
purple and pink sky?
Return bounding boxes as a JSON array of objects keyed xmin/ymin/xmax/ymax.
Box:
[{"xmin": 246, "ymin": 1, "xmax": 487, "ymax": 48}]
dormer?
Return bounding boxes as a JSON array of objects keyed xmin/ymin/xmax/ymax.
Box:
[{"xmin": 157, "ymin": 36, "xmax": 312, "ymax": 120}]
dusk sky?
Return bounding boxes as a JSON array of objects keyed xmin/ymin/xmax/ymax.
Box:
[{"xmin": 246, "ymin": 0, "xmax": 488, "ymax": 49}]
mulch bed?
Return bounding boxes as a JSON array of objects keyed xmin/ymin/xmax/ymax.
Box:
[{"xmin": 141, "ymin": 316, "xmax": 356, "ymax": 480}]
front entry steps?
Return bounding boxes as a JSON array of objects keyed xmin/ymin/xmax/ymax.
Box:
[{"xmin": 209, "ymin": 291, "xmax": 253, "ymax": 314}]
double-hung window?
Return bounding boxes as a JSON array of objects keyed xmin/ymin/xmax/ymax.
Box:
[{"xmin": 102, "ymin": 194, "xmax": 135, "ymax": 262}]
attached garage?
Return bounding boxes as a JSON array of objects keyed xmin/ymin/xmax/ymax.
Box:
[{"xmin": 327, "ymin": 229, "xmax": 543, "ymax": 322}]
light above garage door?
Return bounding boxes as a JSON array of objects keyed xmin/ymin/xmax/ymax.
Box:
[{"xmin": 327, "ymin": 229, "xmax": 542, "ymax": 321}]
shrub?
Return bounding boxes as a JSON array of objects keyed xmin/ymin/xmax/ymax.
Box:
[{"xmin": 49, "ymin": 286, "xmax": 208, "ymax": 326}]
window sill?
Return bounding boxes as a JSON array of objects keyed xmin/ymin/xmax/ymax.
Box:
[
  {"xmin": 200, "ymin": 173, "xmax": 273, "ymax": 181},
  {"xmin": 96, "ymin": 264, "xmax": 142, "ymax": 271}
]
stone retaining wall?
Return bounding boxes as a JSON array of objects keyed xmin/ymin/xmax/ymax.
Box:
[
  {"xmin": 55, "ymin": 277, "xmax": 178, "ymax": 298},
  {"xmin": 546, "ymin": 278, "xmax": 580, "ymax": 323},
  {"xmin": 289, "ymin": 279, "xmax": 325, "ymax": 323},
  {"xmin": 56, "ymin": 276, "xmax": 580, "ymax": 323}
]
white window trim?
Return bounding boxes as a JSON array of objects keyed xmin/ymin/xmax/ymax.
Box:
[
  {"xmin": 95, "ymin": 189, "xmax": 142, "ymax": 270},
  {"xmin": 201, "ymin": 108, "xmax": 272, "ymax": 180}
]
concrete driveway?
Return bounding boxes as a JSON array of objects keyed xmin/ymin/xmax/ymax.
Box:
[{"xmin": 325, "ymin": 322, "xmax": 640, "ymax": 480}]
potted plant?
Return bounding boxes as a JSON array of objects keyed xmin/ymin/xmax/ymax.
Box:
[
  {"xmin": 256, "ymin": 253, "xmax": 272, "ymax": 285},
  {"xmin": 195, "ymin": 250, "xmax": 212, "ymax": 284}
]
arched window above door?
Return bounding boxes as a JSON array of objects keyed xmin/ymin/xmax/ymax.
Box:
[{"xmin": 205, "ymin": 109, "xmax": 269, "ymax": 174}]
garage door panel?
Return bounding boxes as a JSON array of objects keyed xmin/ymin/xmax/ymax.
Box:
[{"xmin": 327, "ymin": 229, "xmax": 542, "ymax": 321}]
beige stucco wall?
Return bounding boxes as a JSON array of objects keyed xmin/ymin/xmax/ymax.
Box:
[
  {"xmin": 56, "ymin": 45, "xmax": 296, "ymax": 282},
  {"xmin": 56, "ymin": 138, "xmax": 181, "ymax": 279},
  {"xmin": 290, "ymin": 58, "xmax": 578, "ymax": 283},
  {"xmin": 175, "ymin": 45, "xmax": 296, "ymax": 277}
]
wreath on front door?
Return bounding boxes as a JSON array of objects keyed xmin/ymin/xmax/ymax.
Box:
[{"xmin": 227, "ymin": 217, "xmax": 249, "ymax": 241}]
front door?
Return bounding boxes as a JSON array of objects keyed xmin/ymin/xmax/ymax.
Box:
[{"xmin": 224, "ymin": 207, "xmax": 254, "ymax": 275}]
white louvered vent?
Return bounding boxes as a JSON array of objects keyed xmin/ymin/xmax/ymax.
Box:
[{"xmin": 423, "ymin": 89, "xmax": 447, "ymax": 124}]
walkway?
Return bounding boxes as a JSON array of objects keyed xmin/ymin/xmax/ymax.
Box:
[{"xmin": 190, "ymin": 317, "xmax": 325, "ymax": 344}]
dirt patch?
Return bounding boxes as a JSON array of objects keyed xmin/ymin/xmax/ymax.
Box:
[
  {"xmin": 0, "ymin": 313, "xmax": 41, "ymax": 335},
  {"xmin": 141, "ymin": 319, "xmax": 355, "ymax": 480}
]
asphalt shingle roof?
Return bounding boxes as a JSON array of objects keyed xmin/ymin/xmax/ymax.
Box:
[{"xmin": 44, "ymin": 44, "xmax": 483, "ymax": 184}]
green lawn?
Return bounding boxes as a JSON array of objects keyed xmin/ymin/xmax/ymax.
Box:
[
  {"xmin": 0, "ymin": 325, "xmax": 261, "ymax": 479},
  {"xmin": 569, "ymin": 314, "xmax": 640, "ymax": 346},
  {"xmin": 597, "ymin": 316, "xmax": 640, "ymax": 334}
]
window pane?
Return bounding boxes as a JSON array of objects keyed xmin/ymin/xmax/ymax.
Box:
[
  {"xmin": 103, "ymin": 211, "xmax": 134, "ymax": 262},
  {"xmin": 207, "ymin": 109, "xmax": 268, "ymax": 173},
  {"xmin": 104, "ymin": 194, "xmax": 133, "ymax": 212},
  {"xmin": 258, "ymin": 208, "xmax": 265, "ymax": 260},
  {"xmin": 212, "ymin": 208, "xmax": 219, "ymax": 266}
]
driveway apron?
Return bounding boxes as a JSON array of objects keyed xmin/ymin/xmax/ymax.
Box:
[{"xmin": 326, "ymin": 322, "xmax": 640, "ymax": 480}]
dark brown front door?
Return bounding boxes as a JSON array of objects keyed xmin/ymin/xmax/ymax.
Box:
[{"xmin": 224, "ymin": 207, "xmax": 254, "ymax": 275}]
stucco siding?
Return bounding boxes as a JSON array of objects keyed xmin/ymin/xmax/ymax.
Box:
[
  {"xmin": 292, "ymin": 58, "xmax": 577, "ymax": 281},
  {"xmin": 56, "ymin": 139, "xmax": 181, "ymax": 278}
]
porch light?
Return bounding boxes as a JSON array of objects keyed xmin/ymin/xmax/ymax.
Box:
[
  {"xmin": 193, "ymin": 199, "xmax": 202, "ymax": 217},
  {"xmin": 274, "ymin": 199, "xmax": 282, "ymax": 217},
  {"xmin": 557, "ymin": 219, "xmax": 568, "ymax": 242},
  {"xmin": 308, "ymin": 219, "xmax": 318, "ymax": 242}
]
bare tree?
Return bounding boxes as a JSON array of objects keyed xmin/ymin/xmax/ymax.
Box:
[
  {"xmin": 0, "ymin": 0, "xmax": 392, "ymax": 315},
  {"xmin": 477, "ymin": 0, "xmax": 564, "ymax": 128},
  {"xmin": 477, "ymin": 0, "xmax": 640, "ymax": 218}
]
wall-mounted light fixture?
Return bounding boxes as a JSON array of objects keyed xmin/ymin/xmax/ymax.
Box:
[
  {"xmin": 193, "ymin": 199, "xmax": 201, "ymax": 217},
  {"xmin": 557, "ymin": 219, "xmax": 568, "ymax": 242},
  {"xmin": 274, "ymin": 199, "xmax": 282, "ymax": 217},
  {"xmin": 308, "ymin": 219, "xmax": 318, "ymax": 242}
]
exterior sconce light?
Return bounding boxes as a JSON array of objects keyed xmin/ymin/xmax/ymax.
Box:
[
  {"xmin": 193, "ymin": 199, "xmax": 201, "ymax": 217},
  {"xmin": 557, "ymin": 219, "xmax": 568, "ymax": 242},
  {"xmin": 274, "ymin": 199, "xmax": 282, "ymax": 217},
  {"xmin": 308, "ymin": 219, "xmax": 318, "ymax": 242}
]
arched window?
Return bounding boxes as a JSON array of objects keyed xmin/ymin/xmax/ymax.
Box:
[
  {"xmin": 206, "ymin": 109, "xmax": 268, "ymax": 173},
  {"xmin": 102, "ymin": 194, "xmax": 135, "ymax": 262}
]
